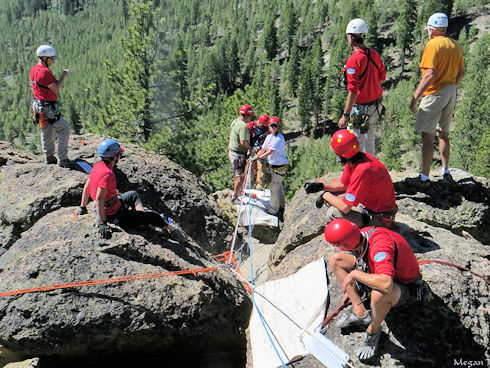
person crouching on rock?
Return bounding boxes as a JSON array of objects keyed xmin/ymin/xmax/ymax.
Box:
[
  {"xmin": 303, "ymin": 129, "xmax": 397, "ymax": 227},
  {"xmin": 77, "ymin": 139, "xmax": 174, "ymax": 239},
  {"xmin": 325, "ymin": 219, "xmax": 429, "ymax": 361}
]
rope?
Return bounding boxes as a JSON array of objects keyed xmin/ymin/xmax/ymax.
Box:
[
  {"xmin": 227, "ymin": 163, "xmax": 253, "ymax": 264},
  {"xmin": 418, "ymin": 259, "xmax": 489, "ymax": 285},
  {"xmin": 0, "ymin": 267, "xmax": 218, "ymax": 298}
]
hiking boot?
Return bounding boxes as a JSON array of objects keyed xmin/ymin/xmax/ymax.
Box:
[
  {"xmin": 443, "ymin": 172, "xmax": 455, "ymax": 183},
  {"xmin": 45, "ymin": 155, "xmax": 57, "ymax": 165},
  {"xmin": 405, "ymin": 176, "xmax": 430, "ymax": 189},
  {"xmin": 336, "ymin": 310, "xmax": 371, "ymax": 329},
  {"xmin": 230, "ymin": 196, "xmax": 238, "ymax": 204},
  {"xmin": 58, "ymin": 159, "xmax": 71, "ymax": 168},
  {"xmin": 357, "ymin": 330, "xmax": 382, "ymax": 361}
]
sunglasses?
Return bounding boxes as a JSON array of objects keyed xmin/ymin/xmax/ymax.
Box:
[{"xmin": 270, "ymin": 124, "xmax": 278, "ymax": 127}]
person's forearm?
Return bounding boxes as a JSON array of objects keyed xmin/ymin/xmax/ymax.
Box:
[
  {"xmin": 322, "ymin": 191, "xmax": 351, "ymax": 213},
  {"xmin": 456, "ymin": 69, "xmax": 465, "ymax": 86},
  {"xmin": 257, "ymin": 149, "xmax": 273, "ymax": 159},
  {"xmin": 323, "ymin": 181, "xmax": 347, "ymax": 193},
  {"xmin": 343, "ymin": 91, "xmax": 357, "ymax": 114},
  {"xmin": 96, "ymin": 199, "xmax": 106, "ymax": 222},
  {"xmin": 80, "ymin": 180, "xmax": 90, "ymax": 207},
  {"xmin": 351, "ymin": 270, "xmax": 393, "ymax": 294},
  {"xmin": 413, "ymin": 69, "xmax": 435, "ymax": 100}
]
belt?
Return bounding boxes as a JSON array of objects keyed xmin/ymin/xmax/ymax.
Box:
[
  {"xmin": 105, "ymin": 196, "xmax": 120, "ymax": 208},
  {"xmin": 228, "ymin": 148, "xmax": 247, "ymax": 155},
  {"xmin": 356, "ymin": 97, "xmax": 382, "ymax": 106}
]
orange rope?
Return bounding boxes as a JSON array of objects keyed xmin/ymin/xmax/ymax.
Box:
[
  {"xmin": 418, "ymin": 259, "xmax": 489, "ymax": 285},
  {"xmin": 0, "ymin": 267, "xmax": 218, "ymax": 298}
]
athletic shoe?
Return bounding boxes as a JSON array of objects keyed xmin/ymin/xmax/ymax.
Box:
[
  {"xmin": 357, "ymin": 330, "xmax": 382, "ymax": 360},
  {"xmin": 405, "ymin": 176, "xmax": 430, "ymax": 189},
  {"xmin": 45, "ymin": 155, "xmax": 57, "ymax": 165},
  {"xmin": 58, "ymin": 159, "xmax": 71, "ymax": 168},
  {"xmin": 336, "ymin": 310, "xmax": 371, "ymax": 329}
]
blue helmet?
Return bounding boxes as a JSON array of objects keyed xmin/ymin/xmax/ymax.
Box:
[{"xmin": 98, "ymin": 139, "xmax": 124, "ymax": 158}]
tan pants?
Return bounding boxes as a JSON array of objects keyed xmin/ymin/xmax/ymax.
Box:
[
  {"xmin": 348, "ymin": 103, "xmax": 381, "ymax": 156},
  {"xmin": 41, "ymin": 115, "xmax": 70, "ymax": 160}
]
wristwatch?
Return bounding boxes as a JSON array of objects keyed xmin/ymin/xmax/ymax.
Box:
[{"xmin": 342, "ymin": 112, "xmax": 350, "ymax": 118}]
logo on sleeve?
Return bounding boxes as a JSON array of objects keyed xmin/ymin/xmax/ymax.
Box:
[
  {"xmin": 374, "ymin": 252, "xmax": 387, "ymax": 262},
  {"xmin": 345, "ymin": 193, "xmax": 356, "ymax": 202},
  {"xmin": 347, "ymin": 68, "xmax": 356, "ymax": 75}
]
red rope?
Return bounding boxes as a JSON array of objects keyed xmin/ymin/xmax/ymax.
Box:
[
  {"xmin": 0, "ymin": 267, "xmax": 218, "ymax": 298},
  {"xmin": 418, "ymin": 259, "xmax": 489, "ymax": 285},
  {"xmin": 321, "ymin": 294, "xmax": 350, "ymax": 328}
]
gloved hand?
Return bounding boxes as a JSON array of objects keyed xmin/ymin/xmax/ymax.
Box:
[
  {"xmin": 249, "ymin": 156, "xmax": 258, "ymax": 162},
  {"xmin": 304, "ymin": 181, "xmax": 324, "ymax": 193},
  {"xmin": 76, "ymin": 206, "xmax": 88, "ymax": 216},
  {"xmin": 316, "ymin": 193, "xmax": 326, "ymax": 209},
  {"xmin": 97, "ymin": 222, "xmax": 112, "ymax": 239}
]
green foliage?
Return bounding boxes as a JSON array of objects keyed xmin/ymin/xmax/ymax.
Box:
[
  {"xmin": 452, "ymin": 34, "xmax": 490, "ymax": 177},
  {"xmin": 380, "ymin": 79, "xmax": 418, "ymax": 171},
  {"xmin": 284, "ymin": 135, "xmax": 341, "ymax": 198},
  {"xmin": 395, "ymin": 0, "xmax": 417, "ymax": 73}
]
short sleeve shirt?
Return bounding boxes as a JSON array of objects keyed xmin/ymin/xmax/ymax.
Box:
[
  {"xmin": 420, "ymin": 37, "xmax": 464, "ymax": 95},
  {"xmin": 228, "ymin": 118, "xmax": 250, "ymax": 154},
  {"xmin": 361, "ymin": 227, "xmax": 421, "ymax": 284},
  {"xmin": 89, "ymin": 161, "xmax": 121, "ymax": 216},
  {"xmin": 262, "ymin": 133, "xmax": 288, "ymax": 166},
  {"xmin": 340, "ymin": 153, "xmax": 396, "ymax": 213},
  {"xmin": 30, "ymin": 64, "xmax": 57, "ymax": 101},
  {"xmin": 345, "ymin": 48, "xmax": 386, "ymax": 104}
]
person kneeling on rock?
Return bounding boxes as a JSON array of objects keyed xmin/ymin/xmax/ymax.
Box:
[
  {"xmin": 303, "ymin": 129, "xmax": 397, "ymax": 228},
  {"xmin": 77, "ymin": 139, "xmax": 175, "ymax": 239},
  {"xmin": 325, "ymin": 219, "xmax": 430, "ymax": 361}
]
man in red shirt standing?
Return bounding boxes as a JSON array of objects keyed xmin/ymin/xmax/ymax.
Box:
[
  {"xmin": 325, "ymin": 219, "xmax": 425, "ymax": 360},
  {"xmin": 304, "ymin": 129, "xmax": 397, "ymax": 227},
  {"xmin": 30, "ymin": 45, "xmax": 71, "ymax": 167},
  {"xmin": 77, "ymin": 139, "xmax": 175, "ymax": 239},
  {"xmin": 338, "ymin": 19, "xmax": 386, "ymax": 156}
]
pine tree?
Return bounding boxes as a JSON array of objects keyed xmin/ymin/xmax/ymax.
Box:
[
  {"xmin": 99, "ymin": 0, "xmax": 156, "ymax": 142},
  {"xmin": 395, "ymin": 0, "xmax": 417, "ymax": 74},
  {"xmin": 262, "ymin": 15, "xmax": 278, "ymax": 60}
]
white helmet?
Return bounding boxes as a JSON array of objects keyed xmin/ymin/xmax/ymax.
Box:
[
  {"xmin": 346, "ymin": 19, "xmax": 368, "ymax": 34},
  {"xmin": 426, "ymin": 13, "xmax": 448, "ymax": 29},
  {"xmin": 36, "ymin": 45, "xmax": 56, "ymax": 58}
]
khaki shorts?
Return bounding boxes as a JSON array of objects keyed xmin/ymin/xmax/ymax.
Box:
[
  {"xmin": 228, "ymin": 150, "xmax": 246, "ymax": 177},
  {"xmin": 415, "ymin": 85, "xmax": 457, "ymax": 134}
]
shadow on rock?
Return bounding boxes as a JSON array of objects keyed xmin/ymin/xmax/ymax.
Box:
[{"xmin": 385, "ymin": 295, "xmax": 488, "ymax": 368}]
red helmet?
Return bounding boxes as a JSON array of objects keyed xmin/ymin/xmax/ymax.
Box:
[
  {"xmin": 258, "ymin": 114, "xmax": 270, "ymax": 126},
  {"xmin": 269, "ymin": 116, "xmax": 280, "ymax": 126},
  {"xmin": 239, "ymin": 104, "xmax": 254, "ymax": 116},
  {"xmin": 324, "ymin": 219, "xmax": 360, "ymax": 251},
  {"xmin": 330, "ymin": 129, "xmax": 359, "ymax": 158}
]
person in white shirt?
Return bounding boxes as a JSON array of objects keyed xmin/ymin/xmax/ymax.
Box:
[{"xmin": 250, "ymin": 116, "xmax": 289, "ymax": 215}]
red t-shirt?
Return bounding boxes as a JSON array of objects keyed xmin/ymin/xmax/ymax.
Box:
[
  {"xmin": 30, "ymin": 64, "xmax": 57, "ymax": 101},
  {"xmin": 361, "ymin": 227, "xmax": 420, "ymax": 284},
  {"xmin": 345, "ymin": 48, "xmax": 386, "ymax": 104},
  {"xmin": 89, "ymin": 161, "xmax": 121, "ymax": 216},
  {"xmin": 340, "ymin": 153, "xmax": 396, "ymax": 213}
]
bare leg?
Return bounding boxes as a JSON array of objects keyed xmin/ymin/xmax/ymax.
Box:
[
  {"xmin": 421, "ymin": 132, "xmax": 435, "ymax": 176},
  {"xmin": 233, "ymin": 174, "xmax": 244, "ymax": 197},
  {"xmin": 366, "ymin": 286, "xmax": 401, "ymax": 334},
  {"xmin": 436, "ymin": 130, "xmax": 450, "ymax": 171},
  {"xmin": 329, "ymin": 253, "xmax": 368, "ymax": 317}
]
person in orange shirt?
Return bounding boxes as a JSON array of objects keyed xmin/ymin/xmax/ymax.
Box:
[{"xmin": 408, "ymin": 13, "xmax": 465, "ymax": 188}]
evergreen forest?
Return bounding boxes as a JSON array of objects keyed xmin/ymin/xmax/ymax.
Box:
[{"xmin": 0, "ymin": 0, "xmax": 488, "ymax": 197}]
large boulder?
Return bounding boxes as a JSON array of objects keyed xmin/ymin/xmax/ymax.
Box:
[
  {"xmin": 0, "ymin": 163, "xmax": 86, "ymax": 255},
  {"xmin": 392, "ymin": 170, "xmax": 490, "ymax": 244},
  {"xmin": 0, "ymin": 207, "xmax": 251, "ymax": 360},
  {"xmin": 268, "ymin": 213, "xmax": 489, "ymax": 367},
  {"xmin": 68, "ymin": 134, "xmax": 233, "ymax": 253}
]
